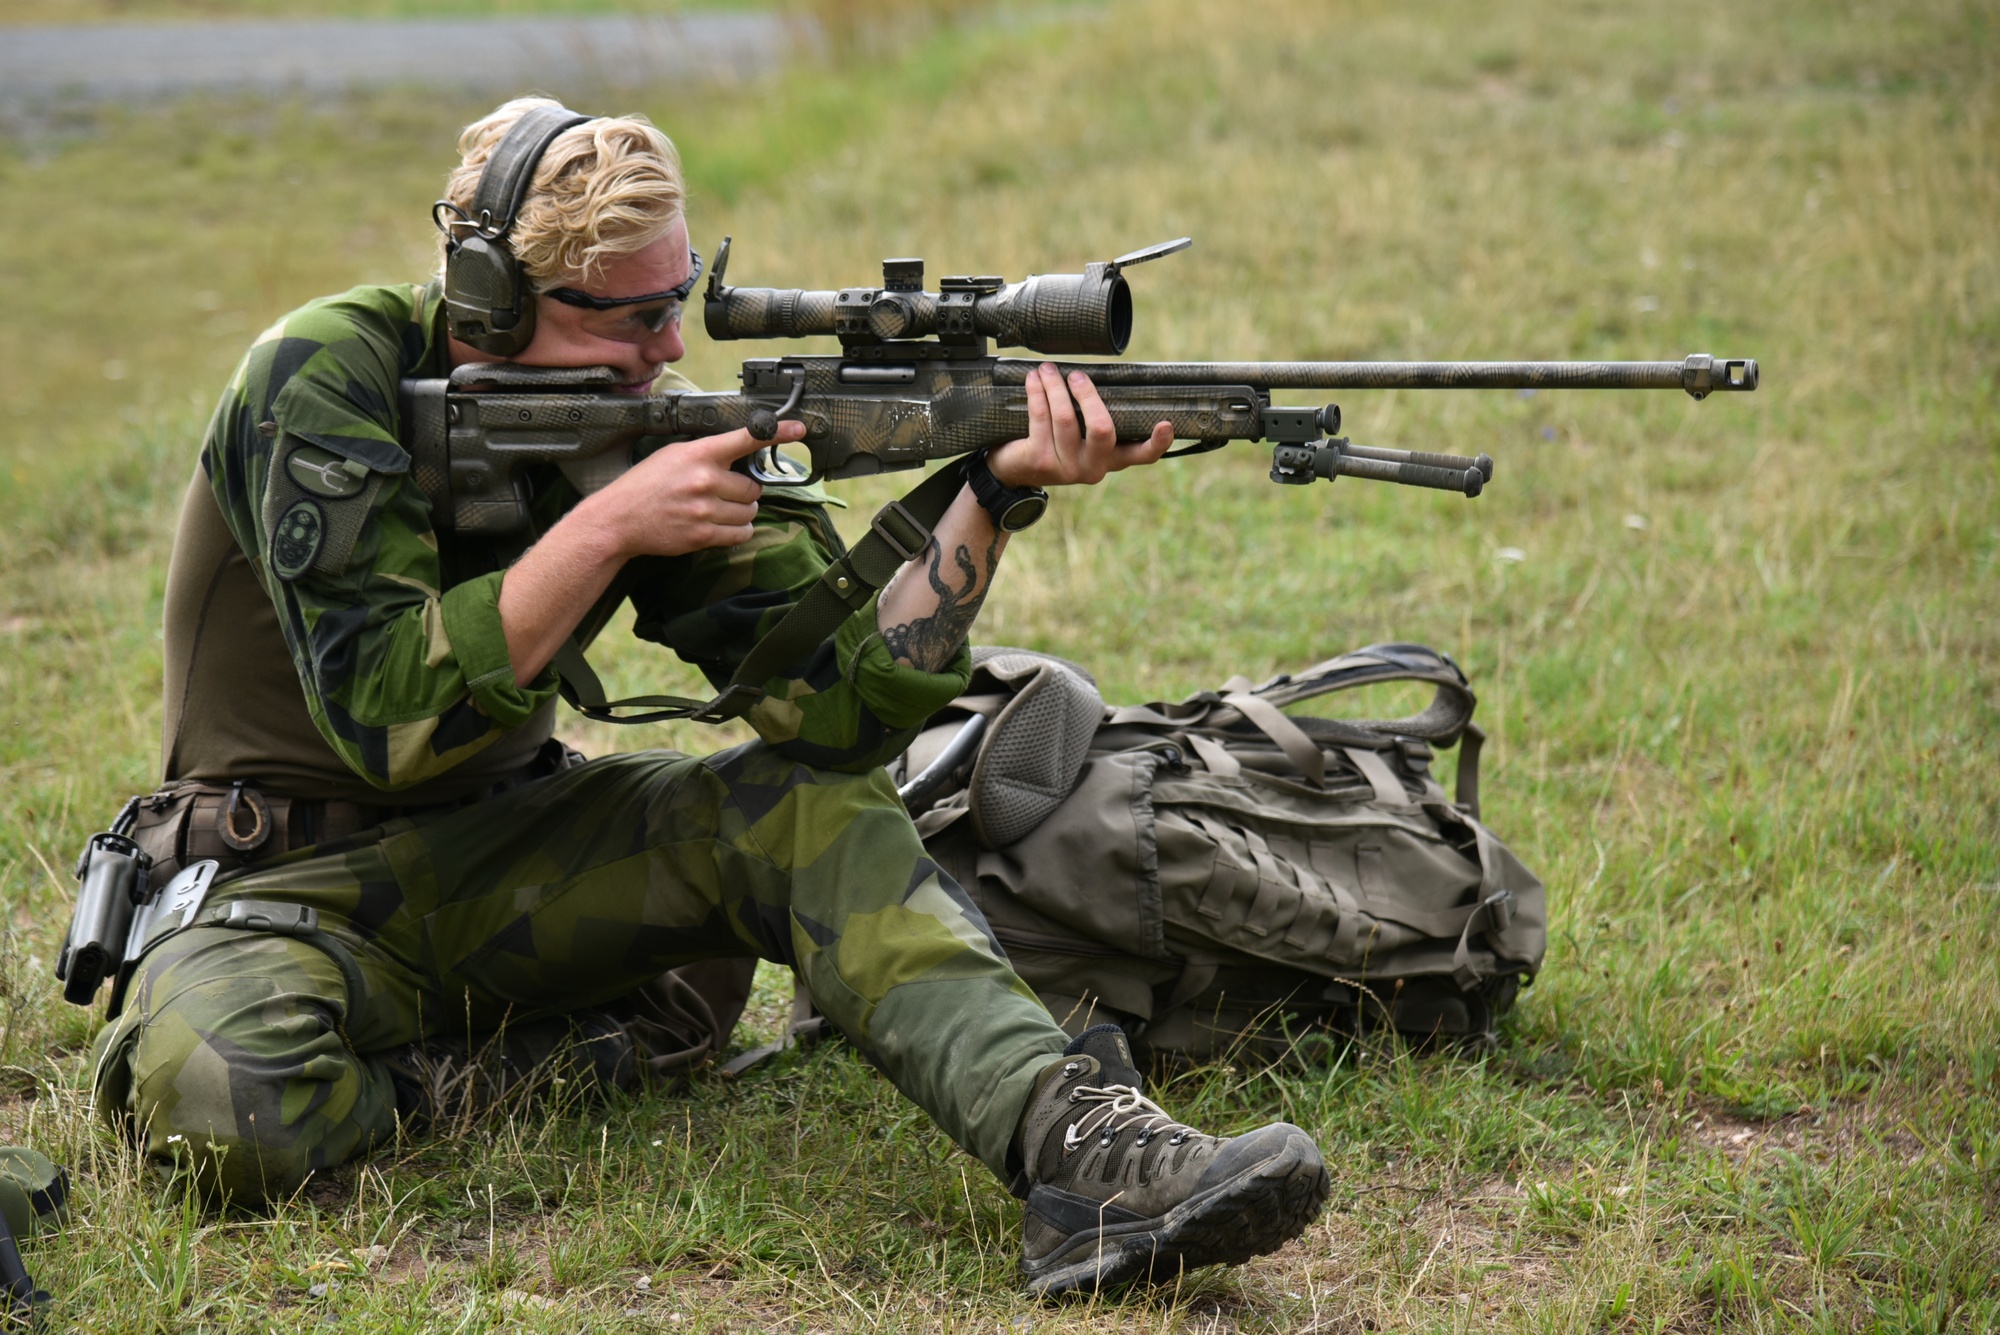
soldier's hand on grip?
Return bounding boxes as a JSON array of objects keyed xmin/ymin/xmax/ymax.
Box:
[{"xmin": 596, "ymin": 420, "xmax": 806, "ymax": 558}]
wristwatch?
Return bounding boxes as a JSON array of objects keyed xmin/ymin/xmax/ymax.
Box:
[{"xmin": 963, "ymin": 451, "xmax": 1050, "ymax": 532}]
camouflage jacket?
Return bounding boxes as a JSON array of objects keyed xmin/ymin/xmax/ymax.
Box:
[{"xmin": 200, "ymin": 280, "xmax": 970, "ymax": 792}]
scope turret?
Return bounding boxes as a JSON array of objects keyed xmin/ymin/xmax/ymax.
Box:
[{"xmin": 703, "ymin": 236, "xmax": 1190, "ymax": 357}]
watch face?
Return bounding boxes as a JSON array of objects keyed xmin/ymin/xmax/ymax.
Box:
[{"xmin": 1000, "ymin": 492, "xmax": 1050, "ymax": 531}]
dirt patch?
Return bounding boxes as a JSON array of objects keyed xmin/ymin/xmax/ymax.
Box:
[
  {"xmin": 1253, "ymin": 1174, "xmax": 1574, "ymax": 1329},
  {"xmin": 1682, "ymin": 1094, "xmax": 1926, "ymax": 1165}
]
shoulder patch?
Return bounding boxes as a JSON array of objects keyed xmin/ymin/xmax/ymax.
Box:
[
  {"xmin": 287, "ymin": 445, "xmax": 369, "ymax": 498},
  {"xmin": 262, "ymin": 433, "xmax": 388, "ymax": 580},
  {"xmin": 271, "ymin": 498, "xmax": 327, "ymax": 581}
]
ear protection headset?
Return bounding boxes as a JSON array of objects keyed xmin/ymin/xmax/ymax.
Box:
[{"xmin": 434, "ymin": 103, "xmax": 596, "ymax": 356}]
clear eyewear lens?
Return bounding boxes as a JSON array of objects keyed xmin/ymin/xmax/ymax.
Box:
[{"xmin": 581, "ymin": 298, "xmax": 684, "ymax": 343}]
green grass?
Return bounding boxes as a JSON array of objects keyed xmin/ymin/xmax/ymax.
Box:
[{"xmin": 2, "ymin": 0, "xmax": 1997, "ymax": 1329}]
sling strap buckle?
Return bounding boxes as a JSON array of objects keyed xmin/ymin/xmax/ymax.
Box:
[{"xmin": 869, "ymin": 500, "xmax": 930, "ymax": 564}]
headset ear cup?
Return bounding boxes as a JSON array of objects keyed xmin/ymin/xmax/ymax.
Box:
[
  {"xmin": 443, "ymin": 234, "xmax": 537, "ymax": 356},
  {"xmin": 437, "ymin": 103, "xmax": 591, "ymax": 357}
]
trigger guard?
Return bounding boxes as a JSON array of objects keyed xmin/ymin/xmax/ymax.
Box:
[{"xmin": 744, "ymin": 448, "xmax": 823, "ymax": 487}]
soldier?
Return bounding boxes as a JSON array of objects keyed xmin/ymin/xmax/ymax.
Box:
[{"xmin": 89, "ymin": 97, "xmax": 1329, "ymax": 1296}]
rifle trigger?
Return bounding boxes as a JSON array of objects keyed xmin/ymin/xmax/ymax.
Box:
[{"xmin": 743, "ymin": 449, "xmax": 820, "ymax": 487}]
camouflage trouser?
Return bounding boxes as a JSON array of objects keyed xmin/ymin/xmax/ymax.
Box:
[{"xmin": 89, "ymin": 744, "xmax": 1068, "ymax": 1203}]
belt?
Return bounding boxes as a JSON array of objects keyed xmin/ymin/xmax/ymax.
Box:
[{"xmin": 131, "ymin": 740, "xmax": 586, "ymax": 884}]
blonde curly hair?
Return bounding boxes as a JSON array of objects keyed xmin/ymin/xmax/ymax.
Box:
[{"xmin": 439, "ymin": 96, "xmax": 686, "ymax": 287}]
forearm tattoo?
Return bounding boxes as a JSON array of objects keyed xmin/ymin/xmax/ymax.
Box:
[{"xmin": 882, "ymin": 532, "xmax": 1001, "ymax": 672}]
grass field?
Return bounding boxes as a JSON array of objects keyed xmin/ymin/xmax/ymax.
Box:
[{"xmin": 1, "ymin": 0, "xmax": 1996, "ymax": 1329}]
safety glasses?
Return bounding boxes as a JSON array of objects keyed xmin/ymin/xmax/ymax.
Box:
[{"xmin": 544, "ymin": 250, "xmax": 704, "ymax": 344}]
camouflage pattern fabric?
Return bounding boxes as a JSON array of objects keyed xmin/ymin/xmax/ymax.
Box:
[
  {"xmin": 199, "ymin": 281, "xmax": 970, "ymax": 798},
  {"xmin": 91, "ymin": 744, "xmax": 1068, "ymax": 1203}
]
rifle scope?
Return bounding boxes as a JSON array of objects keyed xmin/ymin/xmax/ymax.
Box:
[{"xmin": 703, "ymin": 236, "xmax": 1191, "ymax": 357}]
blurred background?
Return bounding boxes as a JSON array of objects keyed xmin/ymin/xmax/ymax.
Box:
[{"xmin": 0, "ymin": 0, "xmax": 1994, "ymax": 1328}]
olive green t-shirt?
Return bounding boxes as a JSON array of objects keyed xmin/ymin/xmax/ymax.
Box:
[{"xmin": 162, "ymin": 280, "xmax": 968, "ymax": 803}]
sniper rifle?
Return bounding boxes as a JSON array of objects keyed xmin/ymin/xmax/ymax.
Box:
[{"xmin": 396, "ymin": 237, "xmax": 1757, "ymax": 723}]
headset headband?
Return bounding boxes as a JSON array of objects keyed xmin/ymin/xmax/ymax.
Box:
[{"xmin": 467, "ymin": 105, "xmax": 596, "ymax": 241}]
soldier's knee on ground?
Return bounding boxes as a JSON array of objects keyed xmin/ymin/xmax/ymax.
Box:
[{"xmin": 92, "ymin": 937, "xmax": 401, "ymax": 1205}]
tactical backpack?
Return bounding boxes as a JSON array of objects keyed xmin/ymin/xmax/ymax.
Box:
[{"xmin": 895, "ymin": 643, "xmax": 1546, "ymax": 1067}]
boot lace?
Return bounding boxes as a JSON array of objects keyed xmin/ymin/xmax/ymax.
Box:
[{"xmin": 1066, "ymin": 1083, "xmax": 1194, "ymax": 1151}]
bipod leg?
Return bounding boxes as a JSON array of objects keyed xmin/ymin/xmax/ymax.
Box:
[{"xmin": 1270, "ymin": 438, "xmax": 1492, "ymax": 497}]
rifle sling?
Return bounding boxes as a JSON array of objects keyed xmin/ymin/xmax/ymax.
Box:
[{"xmin": 554, "ymin": 461, "xmax": 969, "ymax": 725}]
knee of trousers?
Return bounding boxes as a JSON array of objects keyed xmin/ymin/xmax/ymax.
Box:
[
  {"xmin": 708, "ymin": 744, "xmax": 905, "ymax": 817},
  {"xmin": 91, "ymin": 930, "xmax": 397, "ymax": 1204},
  {"xmin": 709, "ymin": 748, "xmax": 923, "ymax": 880}
]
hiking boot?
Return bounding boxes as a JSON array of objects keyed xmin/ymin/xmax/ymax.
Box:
[
  {"xmin": 383, "ymin": 1009, "xmax": 637, "ymax": 1131},
  {"xmin": 1015, "ymin": 1023, "xmax": 1329, "ymax": 1297}
]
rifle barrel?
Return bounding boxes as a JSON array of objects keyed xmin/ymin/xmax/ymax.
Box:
[{"xmin": 993, "ymin": 354, "xmax": 1757, "ymax": 394}]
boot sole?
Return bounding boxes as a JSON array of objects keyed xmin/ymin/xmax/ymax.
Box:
[{"xmin": 1021, "ymin": 1128, "xmax": 1330, "ymax": 1298}]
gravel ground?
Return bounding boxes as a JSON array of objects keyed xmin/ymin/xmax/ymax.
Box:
[{"xmin": 0, "ymin": 12, "xmax": 809, "ymax": 106}]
